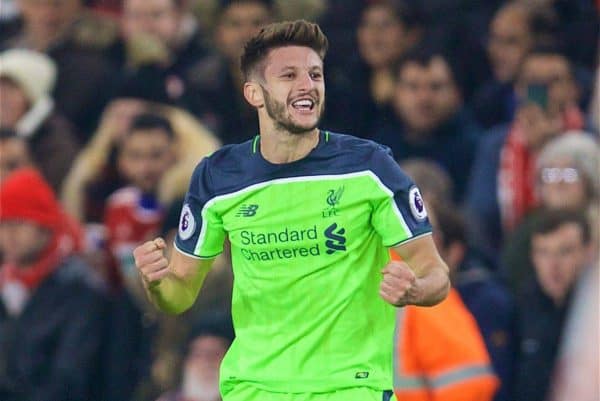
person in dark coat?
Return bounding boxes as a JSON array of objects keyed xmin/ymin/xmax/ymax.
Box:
[
  {"xmin": 372, "ymin": 47, "xmax": 482, "ymax": 202},
  {"xmin": 514, "ymin": 210, "xmax": 592, "ymax": 401},
  {"xmin": 0, "ymin": 168, "xmax": 108, "ymax": 401}
]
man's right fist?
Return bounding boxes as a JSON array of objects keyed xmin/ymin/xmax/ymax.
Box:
[{"xmin": 133, "ymin": 238, "xmax": 170, "ymax": 285}]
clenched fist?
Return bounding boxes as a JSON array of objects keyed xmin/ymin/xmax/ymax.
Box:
[
  {"xmin": 380, "ymin": 260, "xmax": 422, "ymax": 307},
  {"xmin": 133, "ymin": 238, "xmax": 170, "ymax": 286}
]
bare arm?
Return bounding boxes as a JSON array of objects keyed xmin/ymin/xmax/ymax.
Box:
[
  {"xmin": 380, "ymin": 234, "xmax": 450, "ymax": 307},
  {"xmin": 133, "ymin": 238, "xmax": 214, "ymax": 314}
]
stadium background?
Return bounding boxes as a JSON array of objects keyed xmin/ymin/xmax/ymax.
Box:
[{"xmin": 0, "ymin": 0, "xmax": 598, "ymax": 400}]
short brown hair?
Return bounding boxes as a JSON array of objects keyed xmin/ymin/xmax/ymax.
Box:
[{"xmin": 241, "ymin": 19, "xmax": 329, "ymax": 80}]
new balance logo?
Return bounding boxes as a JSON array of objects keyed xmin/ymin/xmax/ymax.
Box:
[
  {"xmin": 324, "ymin": 223, "xmax": 346, "ymax": 254},
  {"xmin": 236, "ymin": 204, "xmax": 259, "ymax": 217}
]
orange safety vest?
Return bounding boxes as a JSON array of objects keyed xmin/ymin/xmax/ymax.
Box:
[{"xmin": 391, "ymin": 252, "xmax": 499, "ymax": 401}]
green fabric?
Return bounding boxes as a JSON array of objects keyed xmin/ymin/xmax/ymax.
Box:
[
  {"xmin": 202, "ymin": 172, "xmax": 411, "ymax": 394},
  {"xmin": 223, "ymin": 383, "xmax": 397, "ymax": 401}
]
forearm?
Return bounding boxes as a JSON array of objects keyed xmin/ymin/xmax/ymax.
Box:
[
  {"xmin": 413, "ymin": 264, "xmax": 450, "ymax": 306},
  {"xmin": 143, "ymin": 261, "xmax": 210, "ymax": 314}
]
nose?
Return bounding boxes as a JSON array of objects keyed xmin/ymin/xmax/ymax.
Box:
[{"xmin": 296, "ymin": 72, "xmax": 315, "ymax": 92}]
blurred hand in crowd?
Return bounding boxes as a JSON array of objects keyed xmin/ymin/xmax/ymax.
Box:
[{"xmin": 515, "ymin": 51, "xmax": 580, "ymax": 149}]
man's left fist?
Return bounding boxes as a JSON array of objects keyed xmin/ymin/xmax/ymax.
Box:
[{"xmin": 380, "ymin": 260, "xmax": 421, "ymax": 307}]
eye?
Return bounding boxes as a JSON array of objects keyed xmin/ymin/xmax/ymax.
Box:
[
  {"xmin": 281, "ymin": 72, "xmax": 295, "ymax": 79},
  {"xmin": 310, "ymin": 72, "xmax": 323, "ymax": 80}
]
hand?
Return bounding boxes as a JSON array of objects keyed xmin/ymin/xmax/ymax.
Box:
[
  {"xmin": 133, "ymin": 238, "xmax": 170, "ymax": 286},
  {"xmin": 516, "ymin": 103, "xmax": 561, "ymax": 150},
  {"xmin": 379, "ymin": 261, "xmax": 422, "ymax": 307}
]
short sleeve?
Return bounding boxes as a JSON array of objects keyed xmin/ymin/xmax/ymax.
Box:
[
  {"xmin": 174, "ymin": 158, "xmax": 226, "ymax": 258},
  {"xmin": 369, "ymin": 145, "xmax": 432, "ymax": 246}
]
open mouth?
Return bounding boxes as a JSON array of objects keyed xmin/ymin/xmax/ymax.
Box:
[{"xmin": 291, "ymin": 98, "xmax": 316, "ymax": 111}]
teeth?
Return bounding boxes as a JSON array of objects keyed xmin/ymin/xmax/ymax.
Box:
[{"xmin": 292, "ymin": 99, "xmax": 313, "ymax": 108}]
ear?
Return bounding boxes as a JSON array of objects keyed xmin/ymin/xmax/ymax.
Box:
[{"xmin": 243, "ymin": 81, "xmax": 264, "ymax": 108}]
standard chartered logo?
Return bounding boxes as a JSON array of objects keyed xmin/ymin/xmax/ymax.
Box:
[{"xmin": 238, "ymin": 223, "xmax": 347, "ymax": 261}]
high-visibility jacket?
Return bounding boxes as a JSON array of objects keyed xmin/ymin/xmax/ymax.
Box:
[{"xmin": 392, "ymin": 261, "xmax": 499, "ymax": 401}]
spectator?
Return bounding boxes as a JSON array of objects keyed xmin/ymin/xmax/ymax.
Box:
[
  {"xmin": 399, "ymin": 158, "xmax": 454, "ymax": 208},
  {"xmin": 0, "ymin": 129, "xmax": 33, "ymax": 183},
  {"xmin": 61, "ymin": 98, "xmax": 220, "ymax": 223},
  {"xmin": 432, "ymin": 205, "xmax": 517, "ymax": 401},
  {"xmin": 466, "ymin": 45, "xmax": 585, "ymax": 258},
  {"xmin": 184, "ymin": 0, "xmax": 274, "ymax": 144},
  {"xmin": 3, "ymin": 0, "xmax": 119, "ymax": 137},
  {"xmin": 372, "ymin": 47, "xmax": 481, "ymax": 202},
  {"xmin": 0, "ymin": 168, "xmax": 107, "ymax": 401},
  {"xmin": 470, "ymin": 2, "xmax": 533, "ymax": 129},
  {"xmin": 104, "ymin": 113, "xmax": 177, "ymax": 287},
  {"xmin": 323, "ymin": 0, "xmax": 423, "ymax": 135},
  {"xmin": 0, "ymin": 48, "xmax": 80, "ymax": 192},
  {"xmin": 101, "ymin": 113, "xmax": 222, "ymax": 401},
  {"xmin": 156, "ymin": 311, "xmax": 234, "ymax": 401},
  {"xmin": 112, "ymin": 0, "xmax": 209, "ymax": 104},
  {"xmin": 101, "ymin": 113, "xmax": 176, "ymax": 401},
  {"xmin": 514, "ymin": 210, "xmax": 592, "ymax": 401},
  {"xmin": 502, "ymin": 132, "xmax": 599, "ymax": 296},
  {"xmin": 391, "ymin": 206, "xmax": 499, "ymax": 401}
]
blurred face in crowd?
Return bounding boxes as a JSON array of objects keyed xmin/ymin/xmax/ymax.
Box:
[
  {"xmin": 216, "ymin": 1, "xmax": 272, "ymax": 64},
  {"xmin": 123, "ymin": 0, "xmax": 181, "ymax": 47},
  {"xmin": 18, "ymin": 0, "xmax": 81, "ymax": 47},
  {"xmin": 394, "ymin": 57, "xmax": 461, "ymax": 135},
  {"xmin": 516, "ymin": 54, "xmax": 578, "ymax": 117},
  {"xmin": 0, "ymin": 221, "xmax": 51, "ymax": 266},
  {"xmin": 118, "ymin": 127, "xmax": 175, "ymax": 193},
  {"xmin": 357, "ymin": 4, "xmax": 410, "ymax": 70},
  {"xmin": 487, "ymin": 5, "xmax": 532, "ymax": 83},
  {"xmin": 182, "ymin": 335, "xmax": 229, "ymax": 400},
  {"xmin": 0, "ymin": 138, "xmax": 33, "ymax": 183},
  {"xmin": 538, "ymin": 158, "xmax": 589, "ymax": 211},
  {"xmin": 0, "ymin": 78, "xmax": 29, "ymax": 129},
  {"xmin": 248, "ymin": 46, "xmax": 325, "ymax": 135},
  {"xmin": 531, "ymin": 223, "xmax": 588, "ymax": 305}
]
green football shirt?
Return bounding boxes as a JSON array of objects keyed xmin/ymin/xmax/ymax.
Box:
[{"xmin": 175, "ymin": 131, "xmax": 432, "ymax": 395}]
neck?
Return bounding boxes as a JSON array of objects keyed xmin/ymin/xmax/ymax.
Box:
[{"xmin": 259, "ymin": 124, "xmax": 320, "ymax": 164}]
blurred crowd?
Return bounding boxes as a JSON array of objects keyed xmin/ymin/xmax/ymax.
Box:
[{"xmin": 0, "ymin": 0, "xmax": 598, "ymax": 401}]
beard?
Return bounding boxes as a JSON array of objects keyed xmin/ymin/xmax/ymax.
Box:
[{"xmin": 260, "ymin": 85, "xmax": 324, "ymax": 135}]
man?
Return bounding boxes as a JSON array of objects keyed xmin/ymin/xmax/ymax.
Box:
[
  {"xmin": 134, "ymin": 20, "xmax": 449, "ymax": 401},
  {"xmin": 470, "ymin": 2, "xmax": 533, "ymax": 129},
  {"xmin": 467, "ymin": 45, "xmax": 586, "ymax": 258},
  {"xmin": 184, "ymin": 0, "xmax": 274, "ymax": 144},
  {"xmin": 391, "ymin": 205, "xmax": 499, "ymax": 401},
  {"xmin": 431, "ymin": 205, "xmax": 516, "ymax": 401},
  {"xmin": 372, "ymin": 47, "xmax": 481, "ymax": 202},
  {"xmin": 156, "ymin": 311, "xmax": 234, "ymax": 401},
  {"xmin": 0, "ymin": 168, "xmax": 107, "ymax": 401},
  {"xmin": 114, "ymin": 0, "xmax": 209, "ymax": 103},
  {"xmin": 515, "ymin": 210, "xmax": 592, "ymax": 401}
]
